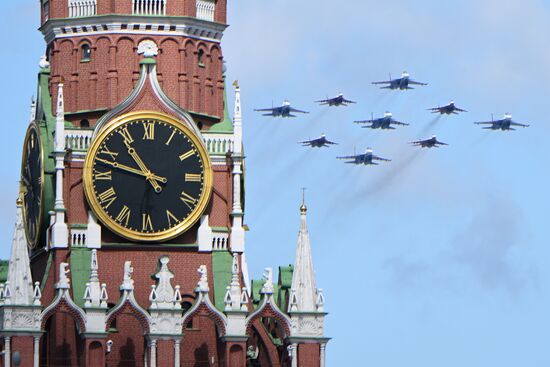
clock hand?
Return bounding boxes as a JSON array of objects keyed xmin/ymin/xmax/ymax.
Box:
[
  {"xmin": 123, "ymin": 142, "xmax": 163, "ymax": 193},
  {"xmin": 95, "ymin": 158, "xmax": 167, "ymax": 184}
]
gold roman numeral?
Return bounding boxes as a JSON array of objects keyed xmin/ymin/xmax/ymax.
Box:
[
  {"xmin": 98, "ymin": 187, "xmax": 117, "ymax": 209},
  {"xmin": 99, "ymin": 146, "xmax": 119, "ymax": 161},
  {"xmin": 115, "ymin": 206, "xmax": 131, "ymax": 227},
  {"xmin": 185, "ymin": 173, "xmax": 201, "ymax": 182},
  {"xmin": 118, "ymin": 126, "xmax": 134, "ymax": 144},
  {"xmin": 179, "ymin": 149, "xmax": 195, "ymax": 161},
  {"xmin": 94, "ymin": 170, "xmax": 112, "ymax": 181},
  {"xmin": 142, "ymin": 122, "xmax": 155, "ymax": 140},
  {"xmin": 165, "ymin": 130, "xmax": 176, "ymax": 146},
  {"xmin": 142, "ymin": 213, "xmax": 153, "ymax": 231},
  {"xmin": 166, "ymin": 210, "xmax": 179, "ymax": 226},
  {"xmin": 180, "ymin": 191, "xmax": 197, "ymax": 210}
]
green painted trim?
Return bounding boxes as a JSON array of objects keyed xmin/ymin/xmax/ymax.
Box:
[
  {"xmin": 0, "ymin": 260, "xmax": 9, "ymax": 283},
  {"xmin": 40, "ymin": 252, "xmax": 53, "ymax": 292},
  {"xmin": 140, "ymin": 58, "xmax": 157, "ymax": 65},
  {"xmin": 70, "ymin": 223, "xmax": 88, "ymax": 229},
  {"xmin": 70, "ymin": 248, "xmax": 92, "ymax": 308},
  {"xmin": 211, "ymin": 226, "xmax": 229, "ymax": 233},
  {"xmin": 208, "ymin": 78, "xmax": 234, "ymax": 133},
  {"xmin": 212, "ymin": 251, "xmax": 232, "ymax": 311},
  {"xmin": 65, "ymin": 108, "xmax": 108, "ymax": 116}
]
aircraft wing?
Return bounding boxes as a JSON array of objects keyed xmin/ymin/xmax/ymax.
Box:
[
  {"xmin": 408, "ymin": 79, "xmax": 428, "ymax": 86},
  {"xmin": 510, "ymin": 121, "xmax": 529, "ymax": 127},
  {"xmin": 427, "ymin": 107, "xmax": 440, "ymax": 111},
  {"xmin": 372, "ymin": 80, "xmax": 391, "ymax": 85},
  {"xmin": 325, "ymin": 140, "xmax": 338, "ymax": 145},
  {"xmin": 455, "ymin": 107, "xmax": 467, "ymax": 112},
  {"xmin": 314, "ymin": 99, "xmax": 330, "ymax": 104},
  {"xmin": 342, "ymin": 98, "xmax": 356, "ymax": 104},
  {"xmin": 373, "ymin": 155, "xmax": 391, "ymax": 162},
  {"xmin": 337, "ymin": 155, "xmax": 359, "ymax": 160},
  {"xmin": 354, "ymin": 119, "xmax": 374, "ymax": 124},
  {"xmin": 474, "ymin": 121, "xmax": 495, "ymax": 125},
  {"xmin": 435, "ymin": 140, "xmax": 448, "ymax": 146},
  {"xmin": 410, "ymin": 139, "xmax": 425, "ymax": 145},
  {"xmin": 254, "ymin": 108, "xmax": 275, "ymax": 112},
  {"xmin": 391, "ymin": 119, "xmax": 409, "ymax": 126},
  {"xmin": 289, "ymin": 107, "xmax": 309, "ymax": 114}
]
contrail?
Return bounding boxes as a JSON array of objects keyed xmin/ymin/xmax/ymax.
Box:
[
  {"xmin": 470, "ymin": 130, "xmax": 491, "ymax": 147},
  {"xmin": 418, "ymin": 115, "xmax": 442, "ymax": 137},
  {"xmin": 364, "ymin": 149, "xmax": 424, "ymax": 197},
  {"xmin": 296, "ymin": 107, "xmax": 331, "ymax": 136}
]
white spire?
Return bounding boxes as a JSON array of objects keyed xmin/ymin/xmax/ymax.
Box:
[
  {"xmin": 289, "ymin": 200, "xmax": 318, "ymax": 312},
  {"xmin": 54, "ymin": 82, "xmax": 65, "ymax": 152},
  {"xmin": 6, "ymin": 197, "xmax": 35, "ymax": 305},
  {"xmin": 225, "ymin": 253, "xmax": 243, "ymax": 311},
  {"xmin": 232, "ymin": 80, "xmax": 242, "ymax": 155},
  {"xmin": 84, "ymin": 249, "xmax": 105, "ymax": 308}
]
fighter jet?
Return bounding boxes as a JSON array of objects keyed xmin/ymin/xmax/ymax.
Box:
[
  {"xmin": 355, "ymin": 112, "xmax": 409, "ymax": 130},
  {"xmin": 315, "ymin": 93, "xmax": 356, "ymax": 106},
  {"xmin": 372, "ymin": 71, "xmax": 428, "ymax": 90},
  {"xmin": 337, "ymin": 148, "xmax": 391, "ymax": 165},
  {"xmin": 299, "ymin": 134, "xmax": 338, "ymax": 148},
  {"xmin": 474, "ymin": 113, "xmax": 529, "ymax": 130},
  {"xmin": 428, "ymin": 101, "xmax": 467, "ymax": 115},
  {"xmin": 410, "ymin": 135, "xmax": 448, "ymax": 148},
  {"xmin": 254, "ymin": 101, "xmax": 309, "ymax": 118}
]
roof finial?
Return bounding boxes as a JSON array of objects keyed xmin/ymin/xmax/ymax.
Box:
[{"xmin": 300, "ymin": 187, "xmax": 307, "ymax": 214}]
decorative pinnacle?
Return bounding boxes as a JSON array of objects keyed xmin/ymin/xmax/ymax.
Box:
[
  {"xmin": 233, "ymin": 80, "xmax": 239, "ymax": 89},
  {"xmin": 300, "ymin": 188, "xmax": 307, "ymax": 214},
  {"xmin": 16, "ymin": 194, "xmax": 23, "ymax": 207}
]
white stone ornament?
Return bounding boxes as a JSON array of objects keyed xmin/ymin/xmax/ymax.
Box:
[
  {"xmin": 197, "ymin": 265, "xmax": 209, "ymax": 292},
  {"xmin": 138, "ymin": 40, "xmax": 159, "ymax": 57},
  {"xmin": 154, "ymin": 256, "xmax": 175, "ymax": 307},
  {"xmin": 261, "ymin": 268, "xmax": 274, "ymax": 294},
  {"xmin": 39, "ymin": 55, "xmax": 50, "ymax": 69}
]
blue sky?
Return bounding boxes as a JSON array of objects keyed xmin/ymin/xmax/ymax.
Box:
[{"xmin": 1, "ymin": 1, "xmax": 549, "ymax": 365}]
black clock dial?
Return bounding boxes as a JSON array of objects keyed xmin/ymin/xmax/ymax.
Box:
[
  {"xmin": 85, "ymin": 115, "xmax": 212, "ymax": 242},
  {"xmin": 21, "ymin": 124, "xmax": 43, "ymax": 247}
]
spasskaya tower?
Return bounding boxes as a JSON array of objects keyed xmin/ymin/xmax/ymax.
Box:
[{"xmin": 0, "ymin": 1, "xmax": 328, "ymax": 366}]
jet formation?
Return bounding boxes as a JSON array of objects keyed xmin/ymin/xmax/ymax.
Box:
[
  {"xmin": 315, "ymin": 93, "xmax": 356, "ymax": 106},
  {"xmin": 337, "ymin": 148, "xmax": 391, "ymax": 165},
  {"xmin": 253, "ymin": 70, "xmax": 530, "ymax": 167},
  {"xmin": 299, "ymin": 134, "xmax": 338, "ymax": 148},
  {"xmin": 372, "ymin": 71, "xmax": 428, "ymax": 90},
  {"xmin": 410, "ymin": 135, "xmax": 448, "ymax": 148},
  {"xmin": 428, "ymin": 101, "xmax": 467, "ymax": 115},
  {"xmin": 254, "ymin": 101, "xmax": 308, "ymax": 118},
  {"xmin": 474, "ymin": 114, "xmax": 529, "ymax": 131},
  {"xmin": 354, "ymin": 112, "xmax": 409, "ymax": 130}
]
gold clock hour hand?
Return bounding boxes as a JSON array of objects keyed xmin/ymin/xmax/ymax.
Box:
[
  {"xmin": 123, "ymin": 142, "xmax": 164, "ymax": 193},
  {"xmin": 95, "ymin": 158, "xmax": 167, "ymax": 184}
]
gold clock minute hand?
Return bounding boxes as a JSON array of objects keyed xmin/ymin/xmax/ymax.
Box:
[
  {"xmin": 95, "ymin": 158, "xmax": 167, "ymax": 184},
  {"xmin": 123, "ymin": 143, "xmax": 164, "ymax": 193}
]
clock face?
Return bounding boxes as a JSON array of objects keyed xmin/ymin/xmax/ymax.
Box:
[
  {"xmin": 21, "ymin": 123, "xmax": 44, "ymax": 247},
  {"xmin": 83, "ymin": 112, "xmax": 213, "ymax": 242}
]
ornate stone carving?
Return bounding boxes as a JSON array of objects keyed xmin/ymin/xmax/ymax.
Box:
[{"xmin": 137, "ymin": 40, "xmax": 159, "ymax": 57}]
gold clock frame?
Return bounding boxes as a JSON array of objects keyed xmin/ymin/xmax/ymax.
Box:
[
  {"xmin": 20, "ymin": 122, "xmax": 45, "ymax": 248},
  {"xmin": 83, "ymin": 111, "xmax": 213, "ymax": 242}
]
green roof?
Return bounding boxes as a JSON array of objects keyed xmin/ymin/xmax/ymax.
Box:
[
  {"xmin": 0, "ymin": 260, "xmax": 9, "ymax": 283},
  {"xmin": 278, "ymin": 265, "xmax": 294, "ymax": 289},
  {"xmin": 251, "ymin": 279, "xmax": 280, "ymax": 306},
  {"xmin": 211, "ymin": 250, "xmax": 233, "ymax": 311},
  {"xmin": 70, "ymin": 248, "xmax": 92, "ymax": 307},
  {"xmin": 208, "ymin": 79, "xmax": 233, "ymax": 133}
]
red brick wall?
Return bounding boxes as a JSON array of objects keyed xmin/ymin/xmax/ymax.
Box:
[
  {"xmin": 156, "ymin": 340, "xmax": 175, "ymax": 366},
  {"xmin": 106, "ymin": 313, "xmax": 146, "ymax": 367},
  {"xmin": 298, "ymin": 344, "xmax": 321, "ymax": 367},
  {"xmin": 181, "ymin": 315, "xmax": 221, "ymax": 367},
  {"xmin": 49, "ymin": 35, "xmax": 224, "ymax": 122},
  {"xmin": 10, "ymin": 336, "xmax": 34, "ymax": 367}
]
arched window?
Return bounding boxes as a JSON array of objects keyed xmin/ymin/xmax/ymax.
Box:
[
  {"xmin": 197, "ymin": 49, "xmax": 205, "ymax": 67},
  {"xmin": 81, "ymin": 44, "xmax": 91, "ymax": 61},
  {"xmin": 80, "ymin": 119, "xmax": 90, "ymax": 128}
]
